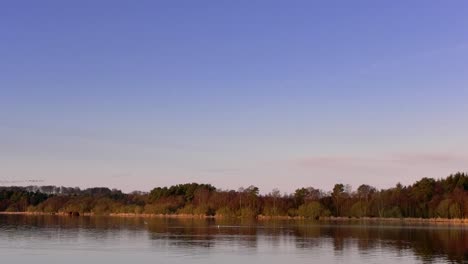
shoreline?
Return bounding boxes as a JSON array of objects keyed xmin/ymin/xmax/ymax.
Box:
[{"xmin": 0, "ymin": 211, "xmax": 467, "ymax": 224}]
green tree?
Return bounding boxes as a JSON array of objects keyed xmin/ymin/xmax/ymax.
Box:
[{"xmin": 332, "ymin": 184, "xmax": 344, "ymax": 216}]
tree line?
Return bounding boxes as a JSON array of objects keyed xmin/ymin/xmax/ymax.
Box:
[{"xmin": 0, "ymin": 172, "xmax": 466, "ymax": 219}]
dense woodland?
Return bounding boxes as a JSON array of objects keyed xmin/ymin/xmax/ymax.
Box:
[{"xmin": 0, "ymin": 173, "xmax": 467, "ymax": 219}]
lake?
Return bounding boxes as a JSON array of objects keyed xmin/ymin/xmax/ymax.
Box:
[{"xmin": 0, "ymin": 215, "xmax": 466, "ymax": 263}]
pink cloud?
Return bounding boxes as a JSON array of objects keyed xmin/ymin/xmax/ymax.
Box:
[
  {"xmin": 389, "ymin": 153, "xmax": 467, "ymax": 164},
  {"xmin": 297, "ymin": 152, "xmax": 468, "ymax": 169},
  {"xmin": 298, "ymin": 156, "xmax": 372, "ymax": 168},
  {"xmin": 293, "ymin": 152, "xmax": 467, "ymax": 190}
]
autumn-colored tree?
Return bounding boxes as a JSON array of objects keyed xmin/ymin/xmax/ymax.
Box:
[{"xmin": 0, "ymin": 173, "xmax": 466, "ymax": 219}]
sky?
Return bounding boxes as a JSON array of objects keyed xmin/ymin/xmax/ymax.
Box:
[{"xmin": 1, "ymin": 1, "xmax": 468, "ymax": 193}]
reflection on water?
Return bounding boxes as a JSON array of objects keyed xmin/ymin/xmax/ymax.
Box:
[{"xmin": 0, "ymin": 215, "xmax": 466, "ymax": 264}]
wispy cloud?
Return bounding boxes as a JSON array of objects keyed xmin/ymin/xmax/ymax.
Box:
[
  {"xmin": 201, "ymin": 168, "xmax": 242, "ymax": 174},
  {"xmin": 110, "ymin": 172, "xmax": 132, "ymax": 179},
  {"xmin": 0, "ymin": 179, "xmax": 45, "ymax": 185}
]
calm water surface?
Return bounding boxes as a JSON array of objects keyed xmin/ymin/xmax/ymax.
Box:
[{"xmin": 0, "ymin": 215, "xmax": 466, "ymax": 263}]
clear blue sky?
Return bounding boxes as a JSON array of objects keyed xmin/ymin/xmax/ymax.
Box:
[{"xmin": 1, "ymin": 1, "xmax": 468, "ymax": 193}]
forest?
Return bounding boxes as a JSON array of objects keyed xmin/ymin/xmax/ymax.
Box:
[{"xmin": 0, "ymin": 172, "xmax": 466, "ymax": 219}]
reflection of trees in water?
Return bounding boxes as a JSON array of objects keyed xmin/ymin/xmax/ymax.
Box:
[
  {"xmin": 147, "ymin": 218, "xmax": 259, "ymax": 248},
  {"xmin": 292, "ymin": 221, "xmax": 467, "ymax": 263},
  {"xmin": 0, "ymin": 214, "xmax": 149, "ymax": 241},
  {"xmin": 0, "ymin": 214, "xmax": 145, "ymax": 230},
  {"xmin": 1, "ymin": 215, "xmax": 466, "ymax": 262}
]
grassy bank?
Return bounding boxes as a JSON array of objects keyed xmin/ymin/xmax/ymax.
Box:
[{"xmin": 1, "ymin": 211, "xmax": 467, "ymax": 224}]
